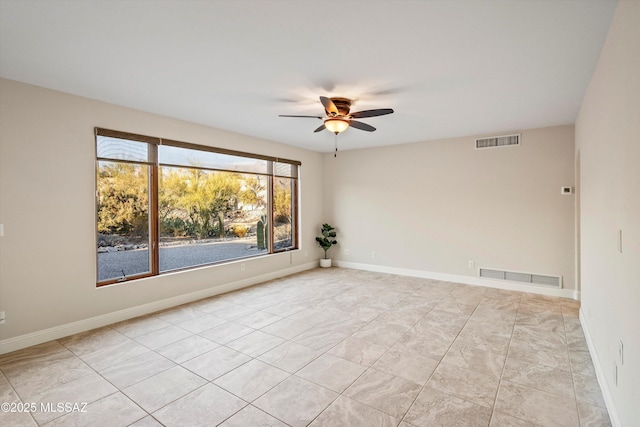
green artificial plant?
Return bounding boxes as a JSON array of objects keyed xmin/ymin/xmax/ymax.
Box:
[{"xmin": 315, "ymin": 223, "xmax": 337, "ymax": 259}]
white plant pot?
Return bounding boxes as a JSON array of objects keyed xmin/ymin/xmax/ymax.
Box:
[{"xmin": 320, "ymin": 258, "xmax": 332, "ymax": 268}]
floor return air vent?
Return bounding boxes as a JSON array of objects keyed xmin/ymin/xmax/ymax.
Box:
[{"xmin": 479, "ymin": 268, "xmax": 562, "ymax": 288}]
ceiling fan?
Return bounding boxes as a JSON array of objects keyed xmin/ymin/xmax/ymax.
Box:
[{"xmin": 279, "ymin": 96, "xmax": 394, "ymax": 134}]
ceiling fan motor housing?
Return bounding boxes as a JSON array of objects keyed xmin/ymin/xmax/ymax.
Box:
[
  {"xmin": 279, "ymin": 95, "xmax": 393, "ymax": 134},
  {"xmin": 327, "ymin": 97, "xmax": 352, "ymax": 116}
]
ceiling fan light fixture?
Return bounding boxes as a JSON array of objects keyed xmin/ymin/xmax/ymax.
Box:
[
  {"xmin": 324, "ymin": 117, "xmax": 349, "ymax": 134},
  {"xmin": 279, "ymin": 96, "xmax": 393, "ymax": 135}
]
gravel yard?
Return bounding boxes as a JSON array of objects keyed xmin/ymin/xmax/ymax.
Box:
[{"xmin": 98, "ymin": 239, "xmax": 267, "ymax": 282}]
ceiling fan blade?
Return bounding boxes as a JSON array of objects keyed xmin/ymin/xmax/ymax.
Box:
[
  {"xmin": 313, "ymin": 124, "xmax": 326, "ymax": 133},
  {"xmin": 320, "ymin": 96, "xmax": 339, "ymax": 115},
  {"xmin": 349, "ymin": 120, "xmax": 376, "ymax": 132},
  {"xmin": 350, "ymin": 108, "xmax": 394, "ymax": 119},
  {"xmin": 279, "ymin": 115, "xmax": 323, "ymax": 119}
]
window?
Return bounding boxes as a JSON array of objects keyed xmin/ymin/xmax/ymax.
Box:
[
  {"xmin": 96, "ymin": 128, "xmax": 300, "ymax": 286},
  {"xmin": 273, "ymin": 165, "xmax": 297, "ymax": 250}
]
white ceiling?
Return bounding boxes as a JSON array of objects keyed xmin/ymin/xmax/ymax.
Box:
[{"xmin": 0, "ymin": 0, "xmax": 616, "ymax": 152}]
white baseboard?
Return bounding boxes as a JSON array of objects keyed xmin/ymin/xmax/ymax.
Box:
[
  {"xmin": 0, "ymin": 262, "xmax": 317, "ymax": 355},
  {"xmin": 579, "ymin": 308, "xmax": 621, "ymax": 427},
  {"xmin": 335, "ymin": 261, "xmax": 579, "ymax": 300}
]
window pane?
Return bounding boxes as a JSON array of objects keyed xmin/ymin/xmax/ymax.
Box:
[
  {"xmin": 273, "ymin": 177, "xmax": 295, "ymax": 250},
  {"xmin": 274, "ymin": 162, "xmax": 297, "ymax": 178},
  {"xmin": 159, "ymin": 145, "xmax": 268, "ymax": 174},
  {"xmin": 158, "ymin": 167, "xmax": 268, "ymax": 272},
  {"xmin": 97, "ymin": 161, "xmax": 150, "ymax": 281},
  {"xmin": 97, "ymin": 136, "xmax": 150, "ymax": 162}
]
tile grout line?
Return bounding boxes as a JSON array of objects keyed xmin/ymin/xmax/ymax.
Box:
[
  {"xmin": 303, "ymin": 280, "xmax": 442, "ymax": 426},
  {"xmin": 52, "ymin": 320, "xmax": 230, "ymax": 426},
  {"xmin": 27, "ymin": 331, "xmax": 151, "ymax": 426},
  {"xmin": 488, "ymin": 292, "xmax": 524, "ymax": 426},
  {"xmin": 564, "ymin": 301, "xmax": 585, "ymax": 426},
  {"xmin": 398, "ymin": 285, "xmax": 488, "ymax": 425}
]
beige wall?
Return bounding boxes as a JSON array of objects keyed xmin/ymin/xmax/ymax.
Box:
[
  {"xmin": 0, "ymin": 79, "xmax": 578, "ymax": 349},
  {"xmin": 0, "ymin": 78, "xmax": 324, "ymax": 343},
  {"xmin": 324, "ymin": 125, "xmax": 576, "ymax": 291},
  {"xmin": 575, "ymin": 1, "xmax": 640, "ymax": 425}
]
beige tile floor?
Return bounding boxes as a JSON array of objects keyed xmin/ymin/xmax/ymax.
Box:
[{"xmin": 0, "ymin": 268, "xmax": 611, "ymax": 426}]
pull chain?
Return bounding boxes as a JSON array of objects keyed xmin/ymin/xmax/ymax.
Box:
[{"xmin": 334, "ymin": 133, "xmax": 338, "ymax": 157}]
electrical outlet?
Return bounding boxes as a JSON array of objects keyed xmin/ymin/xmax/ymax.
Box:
[
  {"xmin": 371, "ymin": 251, "xmax": 376, "ymax": 258},
  {"xmin": 0, "ymin": 224, "xmax": 4, "ymax": 237},
  {"xmin": 468, "ymin": 260, "xmax": 475, "ymax": 268},
  {"xmin": 0, "ymin": 311, "xmax": 5, "ymax": 325},
  {"xmin": 304, "ymin": 250, "xmax": 308, "ymax": 257},
  {"xmin": 561, "ymin": 186, "xmax": 573, "ymax": 195},
  {"xmin": 240, "ymin": 263, "xmax": 245, "ymax": 271}
]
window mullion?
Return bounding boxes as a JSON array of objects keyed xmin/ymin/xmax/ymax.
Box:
[
  {"xmin": 293, "ymin": 178, "xmax": 299, "ymax": 249},
  {"xmin": 267, "ymin": 162, "xmax": 274, "ymax": 254},
  {"xmin": 150, "ymin": 144, "xmax": 160, "ymax": 276}
]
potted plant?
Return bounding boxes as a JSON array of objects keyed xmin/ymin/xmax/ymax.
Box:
[{"xmin": 316, "ymin": 223, "xmax": 337, "ymax": 268}]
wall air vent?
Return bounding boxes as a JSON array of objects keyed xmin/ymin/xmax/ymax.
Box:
[
  {"xmin": 479, "ymin": 268, "xmax": 562, "ymax": 288},
  {"xmin": 475, "ymin": 134, "xmax": 520, "ymax": 149}
]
